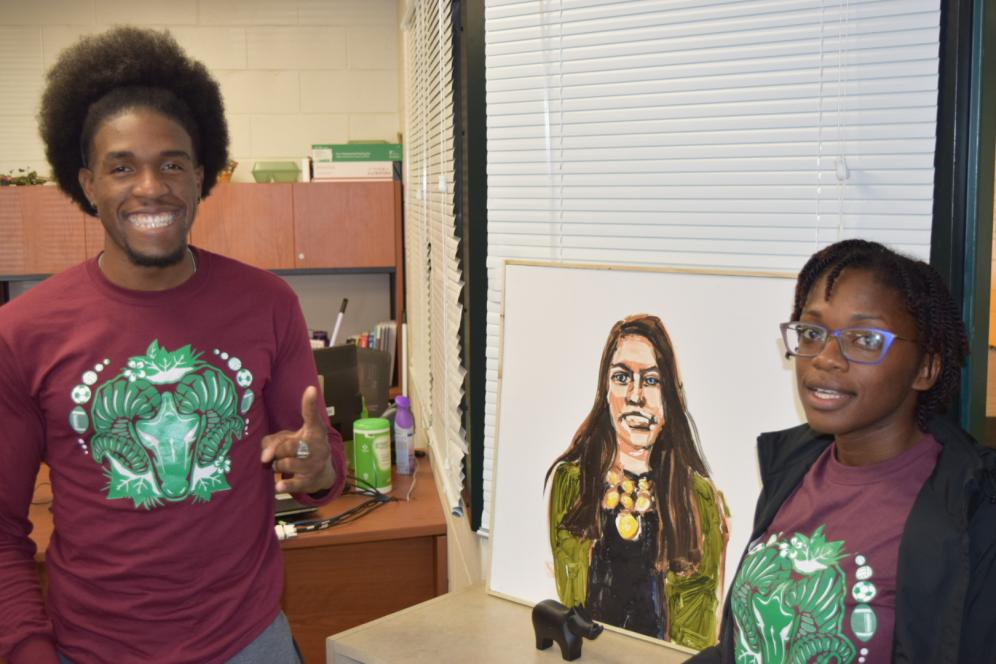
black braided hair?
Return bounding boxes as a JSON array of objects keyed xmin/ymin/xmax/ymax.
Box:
[
  {"xmin": 38, "ymin": 26, "xmax": 229, "ymax": 215},
  {"xmin": 791, "ymin": 239, "xmax": 968, "ymax": 429}
]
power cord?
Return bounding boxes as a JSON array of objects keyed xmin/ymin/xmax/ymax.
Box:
[
  {"xmin": 274, "ymin": 475, "xmax": 395, "ymax": 541},
  {"xmin": 402, "ymin": 455, "xmax": 419, "ymax": 502}
]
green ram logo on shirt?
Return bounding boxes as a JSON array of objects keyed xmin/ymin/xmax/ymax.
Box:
[
  {"xmin": 731, "ymin": 526, "xmax": 858, "ymax": 664},
  {"xmin": 68, "ymin": 340, "xmax": 253, "ymax": 509}
]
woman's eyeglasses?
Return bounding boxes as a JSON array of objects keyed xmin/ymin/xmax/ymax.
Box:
[{"xmin": 779, "ymin": 321, "xmax": 916, "ymax": 365}]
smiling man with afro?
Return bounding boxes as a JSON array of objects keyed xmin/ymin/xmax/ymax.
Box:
[
  {"xmin": 39, "ymin": 26, "xmax": 229, "ymax": 215},
  {"xmin": 0, "ymin": 26, "xmax": 345, "ymax": 664}
]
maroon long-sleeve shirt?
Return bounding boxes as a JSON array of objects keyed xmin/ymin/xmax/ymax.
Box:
[{"xmin": 0, "ymin": 248, "xmax": 344, "ymax": 663}]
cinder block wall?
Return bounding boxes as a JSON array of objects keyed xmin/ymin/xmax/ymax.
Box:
[{"xmin": 0, "ymin": 0, "xmax": 402, "ymax": 182}]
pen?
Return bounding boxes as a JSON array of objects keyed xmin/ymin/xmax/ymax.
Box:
[{"xmin": 329, "ymin": 298, "xmax": 348, "ymax": 346}]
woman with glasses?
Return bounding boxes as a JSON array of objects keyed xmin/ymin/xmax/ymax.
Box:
[
  {"xmin": 690, "ymin": 239, "xmax": 996, "ymax": 664},
  {"xmin": 545, "ymin": 314, "xmax": 729, "ymax": 649}
]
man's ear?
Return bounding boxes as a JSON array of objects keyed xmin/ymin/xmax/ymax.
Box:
[
  {"xmin": 78, "ymin": 168, "xmax": 95, "ymax": 208},
  {"xmin": 912, "ymin": 352, "xmax": 941, "ymax": 392}
]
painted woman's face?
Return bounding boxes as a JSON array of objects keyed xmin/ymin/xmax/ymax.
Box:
[{"xmin": 607, "ymin": 335, "xmax": 666, "ymax": 455}]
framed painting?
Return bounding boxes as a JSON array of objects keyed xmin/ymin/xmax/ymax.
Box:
[{"xmin": 488, "ymin": 261, "xmax": 804, "ymax": 652}]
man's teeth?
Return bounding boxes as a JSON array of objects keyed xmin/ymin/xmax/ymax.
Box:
[
  {"xmin": 129, "ymin": 212, "xmax": 175, "ymax": 229},
  {"xmin": 812, "ymin": 388, "xmax": 844, "ymax": 400}
]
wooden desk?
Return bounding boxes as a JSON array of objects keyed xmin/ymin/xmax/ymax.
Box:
[
  {"xmin": 281, "ymin": 462, "xmax": 448, "ymax": 663},
  {"xmin": 25, "ymin": 461, "xmax": 447, "ymax": 664},
  {"xmin": 326, "ymin": 585, "xmax": 694, "ymax": 664}
]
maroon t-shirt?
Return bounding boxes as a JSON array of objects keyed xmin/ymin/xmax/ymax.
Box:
[
  {"xmin": 731, "ymin": 435, "xmax": 940, "ymax": 664},
  {"xmin": 0, "ymin": 249, "xmax": 345, "ymax": 663}
]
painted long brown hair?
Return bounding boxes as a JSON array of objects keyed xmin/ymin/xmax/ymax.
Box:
[{"xmin": 545, "ymin": 314, "xmax": 711, "ymax": 574}]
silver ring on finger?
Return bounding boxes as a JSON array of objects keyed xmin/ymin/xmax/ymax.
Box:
[{"xmin": 296, "ymin": 439, "xmax": 311, "ymax": 460}]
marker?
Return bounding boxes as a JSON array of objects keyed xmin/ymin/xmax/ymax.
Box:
[{"xmin": 329, "ymin": 298, "xmax": 348, "ymax": 347}]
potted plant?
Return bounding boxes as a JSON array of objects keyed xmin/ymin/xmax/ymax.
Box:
[{"xmin": 0, "ymin": 168, "xmax": 50, "ymax": 186}]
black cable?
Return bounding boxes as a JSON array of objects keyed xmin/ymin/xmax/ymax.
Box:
[
  {"xmin": 347, "ymin": 473, "xmax": 392, "ymax": 498},
  {"xmin": 287, "ymin": 475, "xmax": 396, "ymax": 533}
]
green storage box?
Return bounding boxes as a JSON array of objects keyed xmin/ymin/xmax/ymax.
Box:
[{"xmin": 251, "ymin": 161, "xmax": 300, "ymax": 183}]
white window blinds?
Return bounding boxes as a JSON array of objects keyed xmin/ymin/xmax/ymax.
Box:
[
  {"xmin": 481, "ymin": 0, "xmax": 940, "ymax": 531},
  {"xmin": 404, "ymin": 0, "xmax": 467, "ymax": 514}
]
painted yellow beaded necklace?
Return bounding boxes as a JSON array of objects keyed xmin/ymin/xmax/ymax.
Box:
[{"xmin": 601, "ymin": 469, "xmax": 655, "ymax": 541}]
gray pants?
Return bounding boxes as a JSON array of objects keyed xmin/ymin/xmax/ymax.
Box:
[{"xmin": 58, "ymin": 611, "xmax": 303, "ymax": 664}]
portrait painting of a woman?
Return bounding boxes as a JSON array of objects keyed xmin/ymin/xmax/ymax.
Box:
[{"xmin": 546, "ymin": 314, "xmax": 729, "ymax": 649}]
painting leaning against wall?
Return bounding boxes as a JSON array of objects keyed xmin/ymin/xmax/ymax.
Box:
[
  {"xmin": 545, "ymin": 314, "xmax": 729, "ymax": 649},
  {"xmin": 487, "ymin": 262, "xmax": 801, "ymax": 654}
]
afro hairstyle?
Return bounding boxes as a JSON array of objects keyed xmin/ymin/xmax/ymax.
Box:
[{"xmin": 38, "ymin": 26, "xmax": 229, "ymax": 215}]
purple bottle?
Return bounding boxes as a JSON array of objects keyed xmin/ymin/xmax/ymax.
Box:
[{"xmin": 393, "ymin": 395, "xmax": 415, "ymax": 474}]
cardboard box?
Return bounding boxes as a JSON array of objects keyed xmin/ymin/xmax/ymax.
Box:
[
  {"xmin": 311, "ymin": 161, "xmax": 399, "ymax": 181},
  {"xmin": 311, "ymin": 143, "xmax": 403, "ymax": 162}
]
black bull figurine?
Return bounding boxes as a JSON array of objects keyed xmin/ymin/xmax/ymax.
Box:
[{"xmin": 532, "ymin": 599, "xmax": 604, "ymax": 661}]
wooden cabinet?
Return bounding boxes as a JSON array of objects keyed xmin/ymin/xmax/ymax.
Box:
[
  {"xmin": 292, "ymin": 182, "xmax": 396, "ymax": 269},
  {"xmin": 190, "ymin": 181, "xmax": 403, "ymax": 321},
  {"xmin": 189, "ymin": 181, "xmax": 398, "ymax": 272},
  {"xmin": 0, "ymin": 183, "xmax": 405, "ymax": 323},
  {"xmin": 0, "ymin": 186, "xmax": 88, "ymax": 275},
  {"xmin": 191, "ymin": 183, "xmax": 296, "ymax": 270}
]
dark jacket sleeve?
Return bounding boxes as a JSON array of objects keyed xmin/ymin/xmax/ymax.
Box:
[{"xmin": 959, "ymin": 456, "xmax": 996, "ymax": 663}]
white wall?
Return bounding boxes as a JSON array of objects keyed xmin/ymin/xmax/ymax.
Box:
[{"xmin": 0, "ymin": 0, "xmax": 403, "ymax": 181}]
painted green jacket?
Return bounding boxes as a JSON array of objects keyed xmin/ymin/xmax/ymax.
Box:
[{"xmin": 549, "ymin": 462, "xmax": 727, "ymax": 650}]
